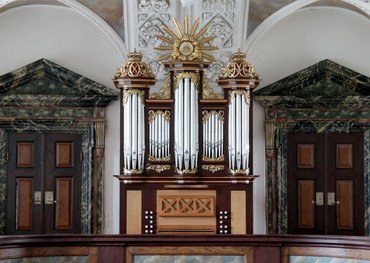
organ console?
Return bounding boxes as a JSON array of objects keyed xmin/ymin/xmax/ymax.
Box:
[{"xmin": 114, "ymin": 17, "xmax": 260, "ymax": 235}]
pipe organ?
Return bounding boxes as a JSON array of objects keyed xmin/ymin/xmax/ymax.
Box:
[{"xmin": 114, "ymin": 18, "xmax": 260, "ymax": 235}]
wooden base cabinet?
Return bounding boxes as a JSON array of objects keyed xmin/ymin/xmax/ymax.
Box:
[{"xmin": 118, "ymin": 176, "xmax": 255, "ymax": 235}]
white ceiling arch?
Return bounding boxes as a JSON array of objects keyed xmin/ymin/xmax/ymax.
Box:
[
  {"xmin": 0, "ymin": 0, "xmax": 127, "ymax": 58},
  {"xmin": 243, "ymin": 0, "xmax": 370, "ymax": 54}
]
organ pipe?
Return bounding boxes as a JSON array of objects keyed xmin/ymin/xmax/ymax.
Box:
[
  {"xmin": 148, "ymin": 110, "xmax": 171, "ymax": 161},
  {"xmin": 202, "ymin": 110, "xmax": 224, "ymax": 161},
  {"xmin": 113, "ymin": 50, "xmax": 156, "ymax": 175},
  {"xmin": 174, "ymin": 76, "xmax": 199, "ymax": 173},
  {"xmin": 217, "ymin": 50, "xmax": 261, "ymax": 175}
]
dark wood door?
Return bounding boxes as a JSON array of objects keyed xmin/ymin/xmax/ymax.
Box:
[
  {"xmin": 288, "ymin": 133, "xmax": 364, "ymax": 235},
  {"xmin": 7, "ymin": 133, "xmax": 82, "ymax": 234}
]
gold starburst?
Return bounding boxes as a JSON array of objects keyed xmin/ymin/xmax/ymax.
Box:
[{"xmin": 155, "ymin": 16, "xmax": 218, "ymax": 62}]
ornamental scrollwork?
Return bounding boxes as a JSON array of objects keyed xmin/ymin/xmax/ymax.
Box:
[
  {"xmin": 148, "ymin": 110, "xmax": 171, "ymax": 123},
  {"xmin": 175, "ymin": 72, "xmax": 200, "ymax": 89}
]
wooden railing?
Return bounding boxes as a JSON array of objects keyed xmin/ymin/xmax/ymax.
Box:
[{"xmin": 0, "ymin": 235, "xmax": 370, "ymax": 262}]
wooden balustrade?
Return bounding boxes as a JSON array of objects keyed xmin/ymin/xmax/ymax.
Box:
[{"xmin": 0, "ymin": 235, "xmax": 370, "ymax": 262}]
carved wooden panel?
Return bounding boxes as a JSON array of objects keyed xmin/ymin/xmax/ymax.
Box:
[
  {"xmin": 17, "ymin": 142, "xmax": 34, "ymax": 168},
  {"xmin": 55, "ymin": 178, "xmax": 72, "ymax": 229},
  {"xmin": 297, "ymin": 144, "xmax": 315, "ymax": 168},
  {"xmin": 158, "ymin": 195, "xmax": 215, "ymax": 217},
  {"xmin": 16, "ymin": 178, "xmax": 33, "ymax": 230},
  {"xmin": 336, "ymin": 144, "xmax": 353, "ymax": 169},
  {"xmin": 337, "ymin": 180, "xmax": 354, "ymax": 230},
  {"xmin": 298, "ymin": 180, "xmax": 315, "ymax": 229},
  {"xmin": 56, "ymin": 142, "xmax": 73, "ymax": 168}
]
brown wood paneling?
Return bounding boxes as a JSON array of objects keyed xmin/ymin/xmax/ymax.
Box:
[
  {"xmin": 56, "ymin": 142, "xmax": 73, "ymax": 168},
  {"xmin": 298, "ymin": 180, "xmax": 315, "ymax": 229},
  {"xmin": 98, "ymin": 246, "xmax": 124, "ymax": 263},
  {"xmin": 337, "ymin": 180, "xmax": 354, "ymax": 230},
  {"xmin": 16, "ymin": 178, "xmax": 33, "ymax": 230},
  {"xmin": 254, "ymin": 247, "xmax": 280, "ymax": 263},
  {"xmin": 17, "ymin": 142, "xmax": 34, "ymax": 168},
  {"xmin": 336, "ymin": 144, "xmax": 353, "ymax": 168},
  {"xmin": 297, "ymin": 144, "xmax": 315, "ymax": 168},
  {"xmin": 55, "ymin": 178, "xmax": 72, "ymax": 229}
]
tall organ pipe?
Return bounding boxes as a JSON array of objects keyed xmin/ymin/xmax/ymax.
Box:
[
  {"xmin": 228, "ymin": 91, "xmax": 250, "ymax": 174},
  {"xmin": 123, "ymin": 91, "xmax": 145, "ymax": 172},
  {"xmin": 174, "ymin": 77, "xmax": 199, "ymax": 172}
]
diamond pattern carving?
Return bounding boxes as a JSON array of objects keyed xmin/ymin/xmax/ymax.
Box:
[{"xmin": 158, "ymin": 195, "xmax": 215, "ymax": 217}]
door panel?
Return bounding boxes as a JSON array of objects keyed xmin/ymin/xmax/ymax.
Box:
[
  {"xmin": 16, "ymin": 178, "xmax": 33, "ymax": 230},
  {"xmin": 55, "ymin": 178, "xmax": 73, "ymax": 230},
  {"xmin": 297, "ymin": 180, "xmax": 315, "ymax": 229},
  {"xmin": 288, "ymin": 133, "xmax": 364, "ymax": 235},
  {"xmin": 336, "ymin": 180, "xmax": 354, "ymax": 230},
  {"xmin": 7, "ymin": 133, "xmax": 81, "ymax": 234}
]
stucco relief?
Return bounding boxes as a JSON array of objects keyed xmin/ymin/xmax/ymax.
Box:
[{"xmin": 137, "ymin": 0, "xmax": 170, "ymax": 79}]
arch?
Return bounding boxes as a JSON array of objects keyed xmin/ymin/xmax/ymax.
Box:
[
  {"xmin": 243, "ymin": 0, "xmax": 370, "ymax": 54},
  {"xmin": 0, "ymin": 0, "xmax": 127, "ymax": 58}
]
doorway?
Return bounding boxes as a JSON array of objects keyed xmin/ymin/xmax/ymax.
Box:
[
  {"xmin": 288, "ymin": 133, "xmax": 364, "ymax": 235},
  {"xmin": 7, "ymin": 133, "xmax": 82, "ymax": 234}
]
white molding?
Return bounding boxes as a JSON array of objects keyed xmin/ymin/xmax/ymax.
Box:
[
  {"xmin": 243, "ymin": 0, "xmax": 370, "ymax": 54},
  {"xmin": 0, "ymin": 0, "xmax": 128, "ymax": 59}
]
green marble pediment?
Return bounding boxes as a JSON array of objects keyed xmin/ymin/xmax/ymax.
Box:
[
  {"xmin": 255, "ymin": 59, "xmax": 370, "ymax": 109},
  {"xmin": 0, "ymin": 58, "xmax": 118, "ymax": 107}
]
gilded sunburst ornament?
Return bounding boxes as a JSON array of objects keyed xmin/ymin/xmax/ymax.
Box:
[{"xmin": 155, "ymin": 16, "xmax": 219, "ymax": 62}]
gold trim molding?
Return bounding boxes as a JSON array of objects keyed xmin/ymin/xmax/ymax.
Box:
[{"xmin": 202, "ymin": 165, "xmax": 224, "ymax": 173}]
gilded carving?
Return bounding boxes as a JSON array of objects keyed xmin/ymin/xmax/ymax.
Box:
[
  {"xmin": 228, "ymin": 89, "xmax": 250, "ymax": 105},
  {"xmin": 149, "ymin": 74, "xmax": 171, "ymax": 99},
  {"xmin": 115, "ymin": 51, "xmax": 155, "ymax": 79},
  {"xmin": 148, "ymin": 155, "xmax": 171, "ymax": 162},
  {"xmin": 219, "ymin": 51, "xmax": 259, "ymax": 79},
  {"xmin": 230, "ymin": 168, "xmax": 249, "ymax": 175},
  {"xmin": 175, "ymin": 72, "xmax": 200, "ymax": 88},
  {"xmin": 122, "ymin": 89, "xmax": 145, "ymax": 106},
  {"xmin": 202, "ymin": 165, "xmax": 224, "ymax": 173},
  {"xmin": 147, "ymin": 165, "xmax": 171, "ymax": 173},
  {"xmin": 158, "ymin": 195, "xmax": 215, "ymax": 216},
  {"xmin": 202, "ymin": 155, "xmax": 225, "ymax": 162},
  {"xmin": 202, "ymin": 77, "xmax": 224, "ymax": 99},
  {"xmin": 155, "ymin": 17, "xmax": 218, "ymax": 62},
  {"xmin": 202, "ymin": 110, "xmax": 224, "ymax": 123},
  {"xmin": 148, "ymin": 110, "xmax": 171, "ymax": 123}
]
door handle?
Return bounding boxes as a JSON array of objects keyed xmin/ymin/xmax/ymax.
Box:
[
  {"xmin": 44, "ymin": 191, "xmax": 54, "ymax": 204},
  {"xmin": 328, "ymin": 192, "xmax": 340, "ymax": 206},
  {"xmin": 312, "ymin": 192, "xmax": 324, "ymax": 206}
]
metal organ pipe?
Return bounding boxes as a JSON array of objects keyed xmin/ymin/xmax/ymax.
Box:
[
  {"xmin": 123, "ymin": 91, "xmax": 145, "ymax": 173},
  {"xmin": 228, "ymin": 91, "xmax": 250, "ymax": 174},
  {"xmin": 202, "ymin": 111, "xmax": 224, "ymax": 161},
  {"xmin": 174, "ymin": 77, "xmax": 199, "ymax": 172}
]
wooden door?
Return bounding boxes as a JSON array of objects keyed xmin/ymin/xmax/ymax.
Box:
[
  {"xmin": 7, "ymin": 133, "xmax": 82, "ymax": 234},
  {"xmin": 326, "ymin": 134, "xmax": 364, "ymax": 235},
  {"xmin": 288, "ymin": 133, "xmax": 364, "ymax": 235},
  {"xmin": 7, "ymin": 133, "xmax": 43, "ymax": 234}
]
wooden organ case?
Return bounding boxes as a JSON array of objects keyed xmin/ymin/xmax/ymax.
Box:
[{"xmin": 114, "ymin": 18, "xmax": 261, "ymax": 235}]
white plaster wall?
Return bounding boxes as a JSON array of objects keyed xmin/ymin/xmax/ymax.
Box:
[
  {"xmin": 249, "ymin": 6, "xmax": 370, "ymax": 234},
  {"xmin": 0, "ymin": 5, "xmax": 123, "ymax": 234}
]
